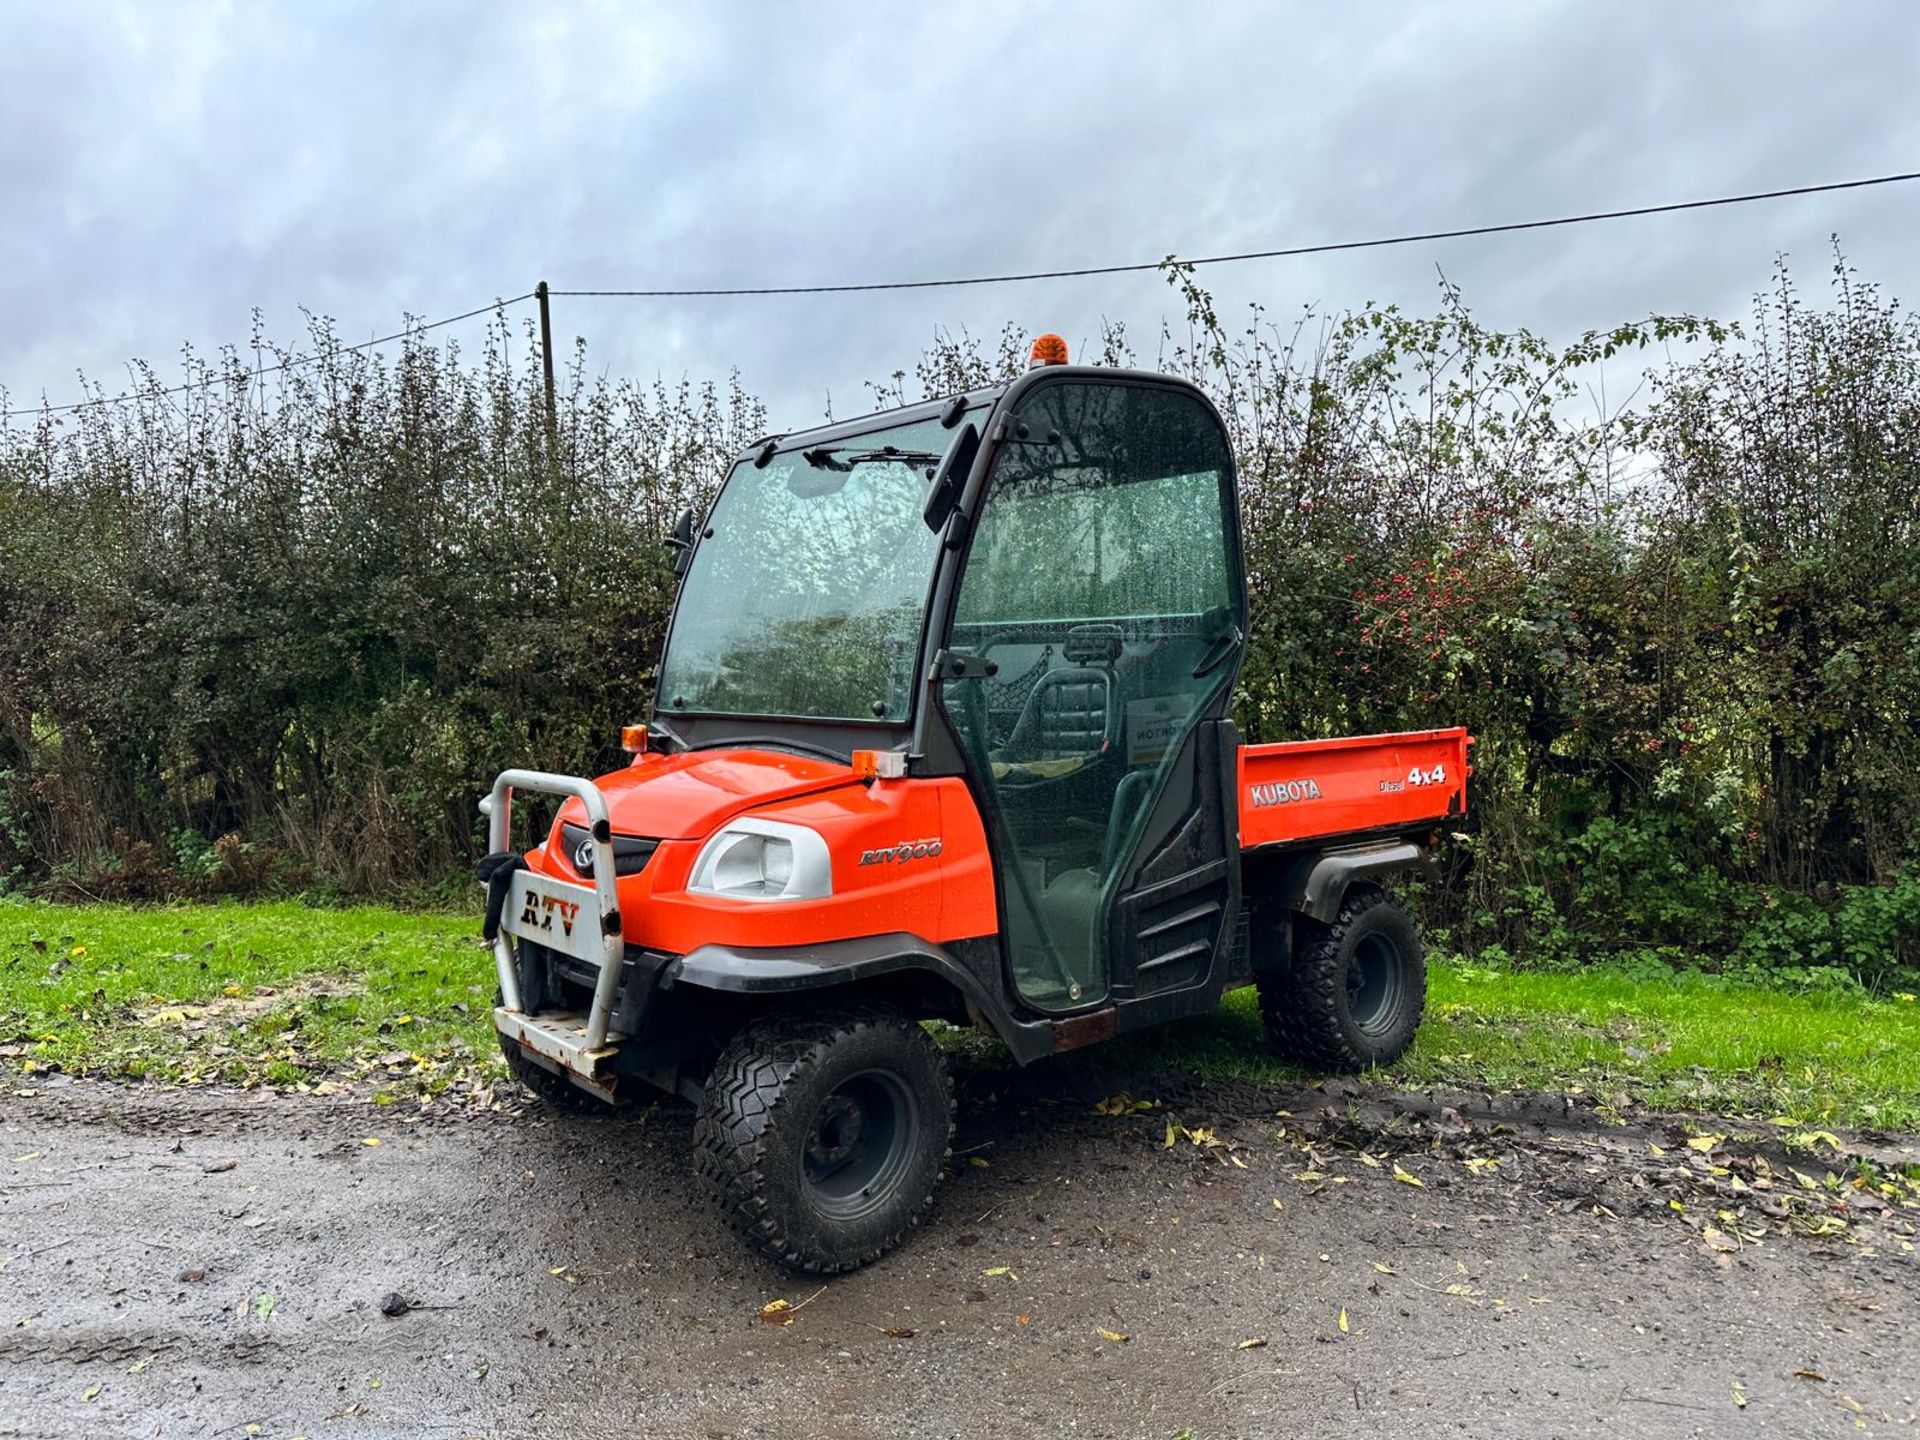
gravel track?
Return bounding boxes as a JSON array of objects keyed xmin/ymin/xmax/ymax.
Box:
[{"xmin": 1, "ymin": 1074, "xmax": 1915, "ymax": 1439}]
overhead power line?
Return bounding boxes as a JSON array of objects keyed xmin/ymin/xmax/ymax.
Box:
[
  {"xmin": 554, "ymin": 169, "xmax": 1920, "ymax": 298},
  {"xmin": 9, "ymin": 168, "xmax": 1919, "ymax": 419},
  {"xmin": 3, "ymin": 293, "xmax": 535, "ymax": 419}
]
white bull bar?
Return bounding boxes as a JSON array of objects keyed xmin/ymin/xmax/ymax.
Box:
[{"xmin": 480, "ymin": 769, "xmax": 626, "ymax": 1055}]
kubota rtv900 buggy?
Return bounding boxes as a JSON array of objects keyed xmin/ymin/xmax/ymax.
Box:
[{"xmin": 477, "ymin": 337, "xmax": 1469, "ymax": 1272}]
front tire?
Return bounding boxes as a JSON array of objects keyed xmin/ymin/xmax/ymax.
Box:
[
  {"xmin": 694, "ymin": 1008, "xmax": 953, "ymax": 1273},
  {"xmin": 1258, "ymin": 885, "xmax": 1426, "ymax": 1071}
]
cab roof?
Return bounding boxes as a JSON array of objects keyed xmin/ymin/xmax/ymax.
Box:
[
  {"xmin": 737, "ymin": 363, "xmax": 1223, "ymax": 466},
  {"xmin": 740, "ymin": 381, "xmax": 1007, "ymax": 463}
]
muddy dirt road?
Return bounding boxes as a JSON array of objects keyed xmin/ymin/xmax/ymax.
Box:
[{"xmin": 2, "ymin": 1073, "xmax": 1915, "ymax": 1440}]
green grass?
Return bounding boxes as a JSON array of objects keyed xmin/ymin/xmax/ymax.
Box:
[
  {"xmin": 1095, "ymin": 966, "xmax": 1920, "ymax": 1132},
  {"xmin": 0, "ymin": 899, "xmax": 498, "ymax": 1098},
  {"xmin": 3, "ymin": 900, "xmax": 1919, "ymax": 1128}
]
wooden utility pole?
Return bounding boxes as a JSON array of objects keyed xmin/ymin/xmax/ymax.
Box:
[{"xmin": 535, "ymin": 279, "xmax": 558, "ymax": 454}]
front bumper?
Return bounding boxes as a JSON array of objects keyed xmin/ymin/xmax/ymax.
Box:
[
  {"xmin": 481, "ymin": 769, "xmax": 628, "ymax": 1088},
  {"xmin": 494, "ymin": 1006, "xmax": 622, "ymax": 1101}
]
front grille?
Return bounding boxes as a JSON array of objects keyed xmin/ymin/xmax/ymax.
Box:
[{"xmin": 558, "ymin": 822, "xmax": 660, "ymax": 878}]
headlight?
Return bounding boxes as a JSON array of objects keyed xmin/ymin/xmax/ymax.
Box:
[{"xmin": 688, "ymin": 817, "xmax": 832, "ymax": 901}]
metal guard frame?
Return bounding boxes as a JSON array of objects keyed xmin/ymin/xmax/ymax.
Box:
[{"xmin": 480, "ymin": 768, "xmax": 624, "ymax": 1048}]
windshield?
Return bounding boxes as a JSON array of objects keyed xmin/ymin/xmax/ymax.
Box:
[{"xmin": 657, "ymin": 411, "xmax": 968, "ymax": 723}]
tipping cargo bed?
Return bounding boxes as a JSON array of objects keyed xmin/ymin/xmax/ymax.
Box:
[{"xmin": 1237, "ymin": 726, "xmax": 1471, "ymax": 849}]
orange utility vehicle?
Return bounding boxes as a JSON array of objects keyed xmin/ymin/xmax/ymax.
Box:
[{"xmin": 477, "ymin": 340, "xmax": 1469, "ymax": 1272}]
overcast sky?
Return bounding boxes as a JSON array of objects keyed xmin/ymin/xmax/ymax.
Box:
[{"xmin": 5, "ymin": 1, "xmax": 1920, "ymax": 424}]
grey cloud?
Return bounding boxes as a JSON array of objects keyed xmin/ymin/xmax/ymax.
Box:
[{"xmin": 5, "ymin": 1, "xmax": 1920, "ymax": 424}]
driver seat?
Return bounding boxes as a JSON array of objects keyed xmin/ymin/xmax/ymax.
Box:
[{"xmin": 996, "ymin": 625, "xmax": 1124, "ymax": 764}]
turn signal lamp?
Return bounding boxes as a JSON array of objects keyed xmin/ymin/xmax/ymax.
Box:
[
  {"xmin": 621, "ymin": 724, "xmax": 649, "ymax": 755},
  {"xmin": 851, "ymin": 749, "xmax": 909, "ymax": 781},
  {"xmin": 1028, "ymin": 333, "xmax": 1069, "ymax": 368}
]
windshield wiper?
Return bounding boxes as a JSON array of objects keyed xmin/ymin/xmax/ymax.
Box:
[{"xmin": 799, "ymin": 444, "xmax": 944, "ymax": 473}]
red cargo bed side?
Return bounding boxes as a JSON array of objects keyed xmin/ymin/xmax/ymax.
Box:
[{"xmin": 1237, "ymin": 726, "xmax": 1471, "ymax": 849}]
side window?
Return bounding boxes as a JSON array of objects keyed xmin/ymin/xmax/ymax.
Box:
[{"xmin": 953, "ymin": 385, "xmax": 1233, "ymax": 630}]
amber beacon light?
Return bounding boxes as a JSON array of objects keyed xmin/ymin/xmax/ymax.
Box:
[{"xmin": 1028, "ymin": 333, "xmax": 1069, "ymax": 368}]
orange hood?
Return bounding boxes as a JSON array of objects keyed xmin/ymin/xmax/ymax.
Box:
[{"xmin": 554, "ymin": 748, "xmax": 860, "ymax": 841}]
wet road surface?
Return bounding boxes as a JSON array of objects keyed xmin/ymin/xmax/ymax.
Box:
[{"xmin": 2, "ymin": 1076, "xmax": 1916, "ymax": 1439}]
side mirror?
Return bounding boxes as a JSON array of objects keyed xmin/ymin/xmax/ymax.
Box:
[
  {"xmin": 666, "ymin": 506, "xmax": 696, "ymax": 576},
  {"xmin": 922, "ymin": 421, "xmax": 979, "ymax": 531}
]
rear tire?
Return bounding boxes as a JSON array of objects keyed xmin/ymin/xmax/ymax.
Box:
[
  {"xmin": 1258, "ymin": 885, "xmax": 1425, "ymax": 1071},
  {"xmin": 694, "ymin": 1008, "xmax": 952, "ymax": 1273}
]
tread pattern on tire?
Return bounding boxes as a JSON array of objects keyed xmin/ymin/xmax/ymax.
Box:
[
  {"xmin": 693, "ymin": 1007, "xmax": 953, "ymax": 1274},
  {"xmin": 1258, "ymin": 884, "xmax": 1425, "ymax": 1072}
]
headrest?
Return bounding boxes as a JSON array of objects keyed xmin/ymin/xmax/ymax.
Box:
[{"xmin": 1063, "ymin": 624, "xmax": 1123, "ymax": 665}]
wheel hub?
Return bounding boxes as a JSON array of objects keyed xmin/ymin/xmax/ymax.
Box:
[
  {"xmin": 1346, "ymin": 932, "xmax": 1404, "ymax": 1038},
  {"xmin": 801, "ymin": 1070, "xmax": 919, "ymax": 1220},
  {"xmin": 807, "ymin": 1093, "xmax": 865, "ymax": 1170}
]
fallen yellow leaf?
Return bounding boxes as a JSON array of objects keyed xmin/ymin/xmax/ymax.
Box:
[
  {"xmin": 1787, "ymin": 1130, "xmax": 1842, "ymax": 1151},
  {"xmin": 1686, "ymin": 1134, "xmax": 1724, "ymax": 1153},
  {"xmin": 1392, "ymin": 1164, "xmax": 1423, "ymax": 1187},
  {"xmin": 1236, "ymin": 1336, "xmax": 1267, "ymax": 1350},
  {"xmin": 1337, "ymin": 1307, "xmax": 1349, "ymax": 1334},
  {"xmin": 1096, "ymin": 1327, "xmax": 1129, "ymax": 1343},
  {"xmin": 759, "ymin": 1299, "xmax": 795, "ymax": 1325}
]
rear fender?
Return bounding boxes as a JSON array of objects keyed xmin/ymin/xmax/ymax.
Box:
[
  {"xmin": 1287, "ymin": 840, "xmax": 1431, "ymax": 923},
  {"xmin": 667, "ymin": 931, "xmax": 1055, "ymax": 1064}
]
